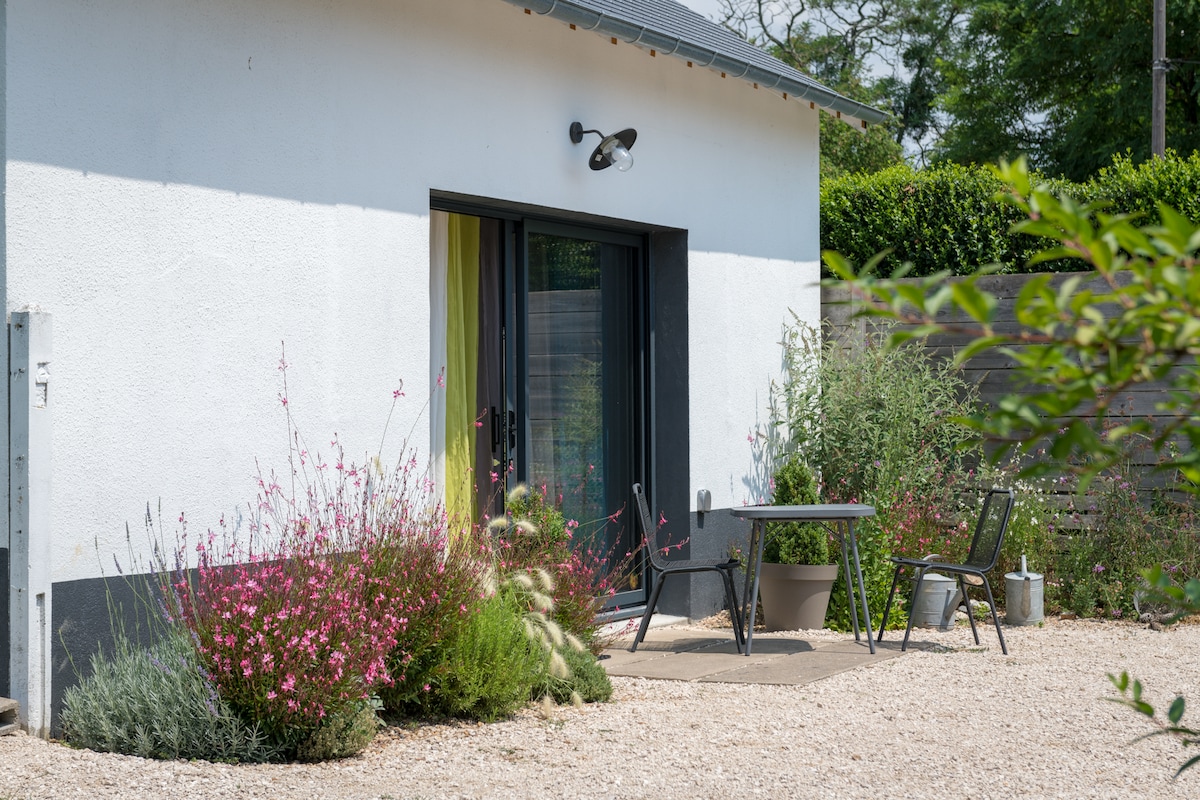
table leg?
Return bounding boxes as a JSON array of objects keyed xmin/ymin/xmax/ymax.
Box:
[
  {"xmin": 846, "ymin": 519, "xmax": 876, "ymax": 654},
  {"xmin": 837, "ymin": 523, "xmax": 860, "ymax": 642},
  {"xmin": 741, "ymin": 518, "xmax": 767, "ymax": 656}
]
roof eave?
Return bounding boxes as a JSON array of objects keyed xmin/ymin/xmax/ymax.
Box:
[{"xmin": 504, "ymin": 0, "xmax": 890, "ymax": 126}]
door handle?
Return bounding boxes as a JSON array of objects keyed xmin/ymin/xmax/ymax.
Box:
[{"xmin": 508, "ymin": 410, "xmax": 516, "ymax": 449}]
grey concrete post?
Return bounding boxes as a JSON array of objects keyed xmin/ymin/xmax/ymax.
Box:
[{"xmin": 9, "ymin": 310, "xmax": 53, "ymax": 738}]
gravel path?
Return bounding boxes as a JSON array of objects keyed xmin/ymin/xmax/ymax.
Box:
[{"xmin": 2, "ymin": 617, "xmax": 1198, "ymax": 799}]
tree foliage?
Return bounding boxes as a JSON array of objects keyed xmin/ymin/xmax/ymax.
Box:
[
  {"xmin": 720, "ymin": 0, "xmax": 909, "ymax": 176},
  {"xmin": 938, "ymin": 0, "xmax": 1200, "ymax": 181},
  {"xmin": 1108, "ymin": 564, "xmax": 1200, "ymax": 777},
  {"xmin": 722, "ymin": 0, "xmax": 1200, "ymax": 180}
]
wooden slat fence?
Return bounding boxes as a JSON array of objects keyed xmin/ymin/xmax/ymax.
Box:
[{"xmin": 821, "ymin": 271, "xmax": 1188, "ymax": 503}]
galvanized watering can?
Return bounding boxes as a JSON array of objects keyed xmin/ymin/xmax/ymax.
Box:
[{"xmin": 1005, "ymin": 555, "xmax": 1044, "ymax": 626}]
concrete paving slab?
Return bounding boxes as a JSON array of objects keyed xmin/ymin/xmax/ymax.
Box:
[
  {"xmin": 812, "ymin": 638, "xmax": 901, "ymax": 655},
  {"xmin": 622, "ymin": 628, "xmax": 738, "ymax": 652},
  {"xmin": 701, "ymin": 651, "xmax": 891, "ymax": 685},
  {"xmin": 598, "ymin": 647, "xmax": 675, "ymax": 670},
  {"xmin": 604, "ymin": 650, "xmax": 779, "ymax": 681},
  {"xmin": 714, "ymin": 637, "xmax": 819, "ymax": 656},
  {"xmin": 601, "ymin": 625, "xmax": 906, "ymax": 686}
]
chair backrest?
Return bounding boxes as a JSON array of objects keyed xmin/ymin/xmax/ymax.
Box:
[
  {"xmin": 964, "ymin": 488, "xmax": 1015, "ymax": 571},
  {"xmin": 632, "ymin": 483, "xmax": 668, "ymax": 570}
]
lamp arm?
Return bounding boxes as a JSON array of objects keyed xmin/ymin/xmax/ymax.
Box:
[{"xmin": 569, "ymin": 122, "xmax": 604, "ymax": 144}]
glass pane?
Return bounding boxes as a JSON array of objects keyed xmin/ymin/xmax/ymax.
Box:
[{"xmin": 525, "ymin": 232, "xmax": 636, "ymax": 556}]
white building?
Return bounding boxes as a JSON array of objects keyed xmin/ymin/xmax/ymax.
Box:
[{"xmin": 0, "ymin": 0, "xmax": 885, "ymax": 734}]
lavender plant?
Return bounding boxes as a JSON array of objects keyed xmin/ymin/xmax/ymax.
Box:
[{"xmin": 61, "ymin": 626, "xmax": 277, "ymax": 763}]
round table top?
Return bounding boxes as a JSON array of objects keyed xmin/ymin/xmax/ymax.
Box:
[{"xmin": 730, "ymin": 504, "xmax": 876, "ymax": 520}]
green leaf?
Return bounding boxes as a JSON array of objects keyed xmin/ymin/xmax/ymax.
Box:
[
  {"xmin": 953, "ymin": 335, "xmax": 1009, "ymax": 365},
  {"xmin": 1177, "ymin": 753, "xmax": 1200, "ymax": 778},
  {"xmin": 823, "ymin": 251, "xmax": 858, "ymax": 280},
  {"xmin": 1169, "ymin": 697, "xmax": 1185, "ymax": 725},
  {"xmin": 949, "ymin": 282, "xmax": 998, "ymax": 323}
]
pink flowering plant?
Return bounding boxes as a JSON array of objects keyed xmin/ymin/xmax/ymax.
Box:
[
  {"xmin": 168, "ymin": 356, "xmax": 453, "ymax": 754},
  {"xmin": 879, "ymin": 466, "xmax": 973, "ymax": 567}
]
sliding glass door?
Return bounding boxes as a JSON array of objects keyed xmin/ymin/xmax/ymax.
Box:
[{"xmin": 522, "ymin": 224, "xmax": 642, "ymax": 558}]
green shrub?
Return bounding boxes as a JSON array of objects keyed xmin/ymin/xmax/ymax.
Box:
[
  {"xmin": 394, "ymin": 582, "xmax": 545, "ymax": 722},
  {"xmin": 61, "ymin": 627, "xmax": 277, "ymax": 763},
  {"xmin": 376, "ymin": 534, "xmax": 489, "ymax": 715},
  {"xmin": 499, "ymin": 485, "xmax": 636, "ymax": 654},
  {"xmin": 294, "ymin": 700, "xmax": 381, "ymax": 762},
  {"xmin": 537, "ymin": 646, "xmax": 613, "ymax": 705},
  {"xmin": 1046, "ymin": 465, "xmax": 1200, "ymax": 620},
  {"xmin": 502, "ymin": 487, "xmax": 570, "ymax": 567},
  {"xmin": 1084, "ymin": 150, "xmax": 1200, "ymax": 226},
  {"xmin": 765, "ymin": 457, "xmax": 829, "ymax": 566},
  {"xmin": 820, "ymin": 162, "xmax": 1060, "ymax": 278},
  {"xmin": 773, "ymin": 318, "xmax": 982, "ymax": 630},
  {"xmin": 820, "ymin": 151, "xmax": 1200, "ymax": 278}
]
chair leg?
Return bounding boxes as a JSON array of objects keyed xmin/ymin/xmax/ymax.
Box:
[
  {"xmin": 901, "ymin": 568, "xmax": 925, "ymax": 652},
  {"xmin": 631, "ymin": 572, "xmax": 666, "ymax": 653},
  {"xmin": 961, "ymin": 575, "xmax": 981, "ymax": 645},
  {"xmin": 720, "ymin": 570, "xmax": 744, "ymax": 653},
  {"xmin": 725, "ymin": 571, "xmax": 746, "ymax": 648},
  {"xmin": 878, "ymin": 565, "xmax": 903, "ymax": 643},
  {"xmin": 981, "ymin": 576, "xmax": 1009, "ymax": 655}
]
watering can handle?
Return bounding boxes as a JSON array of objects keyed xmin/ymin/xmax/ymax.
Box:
[{"xmin": 1020, "ymin": 576, "xmax": 1031, "ymax": 617}]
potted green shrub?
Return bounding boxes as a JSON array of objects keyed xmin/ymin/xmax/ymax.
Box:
[{"xmin": 759, "ymin": 456, "xmax": 840, "ymax": 630}]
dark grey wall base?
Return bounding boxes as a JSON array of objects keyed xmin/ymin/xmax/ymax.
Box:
[
  {"xmin": 685, "ymin": 509, "xmax": 751, "ymax": 619},
  {"xmin": 51, "ymin": 572, "xmax": 168, "ymax": 734}
]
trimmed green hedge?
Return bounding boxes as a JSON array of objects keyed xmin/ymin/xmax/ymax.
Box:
[{"xmin": 821, "ymin": 150, "xmax": 1200, "ymax": 277}]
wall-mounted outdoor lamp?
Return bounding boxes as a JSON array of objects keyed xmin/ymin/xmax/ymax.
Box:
[{"xmin": 569, "ymin": 121, "xmax": 637, "ymax": 172}]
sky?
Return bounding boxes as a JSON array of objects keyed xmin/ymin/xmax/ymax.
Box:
[{"xmin": 679, "ymin": 0, "xmax": 725, "ymax": 22}]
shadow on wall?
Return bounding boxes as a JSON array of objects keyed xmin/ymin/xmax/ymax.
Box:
[{"xmin": 13, "ymin": 0, "xmax": 456, "ymax": 215}]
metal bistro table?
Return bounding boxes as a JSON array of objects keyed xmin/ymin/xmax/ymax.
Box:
[{"xmin": 731, "ymin": 505, "xmax": 877, "ymax": 655}]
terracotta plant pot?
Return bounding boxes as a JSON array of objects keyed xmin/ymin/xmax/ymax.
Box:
[{"xmin": 758, "ymin": 562, "xmax": 839, "ymax": 631}]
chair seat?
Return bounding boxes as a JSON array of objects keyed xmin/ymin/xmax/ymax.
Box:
[
  {"xmin": 890, "ymin": 555, "xmax": 984, "ymax": 575},
  {"xmin": 655, "ymin": 557, "xmax": 740, "ymax": 572}
]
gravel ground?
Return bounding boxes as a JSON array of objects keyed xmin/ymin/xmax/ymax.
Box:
[{"xmin": 2, "ymin": 616, "xmax": 1198, "ymax": 799}]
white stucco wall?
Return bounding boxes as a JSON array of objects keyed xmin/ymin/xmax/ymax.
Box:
[{"xmin": 6, "ymin": 0, "xmax": 820, "ymax": 582}]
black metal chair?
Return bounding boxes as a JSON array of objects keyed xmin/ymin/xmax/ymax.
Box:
[
  {"xmin": 629, "ymin": 483, "xmax": 745, "ymax": 653},
  {"xmin": 878, "ymin": 488, "xmax": 1015, "ymax": 654}
]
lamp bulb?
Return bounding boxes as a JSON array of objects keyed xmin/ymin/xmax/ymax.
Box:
[{"xmin": 606, "ymin": 141, "xmax": 634, "ymax": 171}]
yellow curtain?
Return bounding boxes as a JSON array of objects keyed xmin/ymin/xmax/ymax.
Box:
[{"xmin": 445, "ymin": 213, "xmax": 480, "ymax": 528}]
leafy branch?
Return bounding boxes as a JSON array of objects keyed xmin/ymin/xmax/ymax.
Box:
[
  {"xmin": 1107, "ymin": 567, "xmax": 1200, "ymax": 778},
  {"xmin": 1107, "ymin": 670, "xmax": 1198, "ymax": 778},
  {"xmin": 823, "ymin": 156, "xmax": 1200, "ymax": 492}
]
